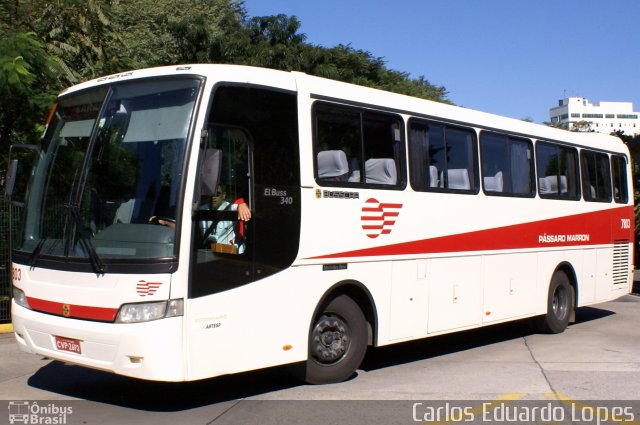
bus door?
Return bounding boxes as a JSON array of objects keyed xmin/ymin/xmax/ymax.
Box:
[
  {"xmin": 189, "ymin": 86, "xmax": 301, "ymax": 301},
  {"xmin": 191, "ymin": 126, "xmax": 255, "ymax": 296}
]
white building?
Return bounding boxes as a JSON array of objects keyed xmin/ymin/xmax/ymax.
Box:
[{"xmin": 549, "ymin": 97, "xmax": 639, "ymax": 136}]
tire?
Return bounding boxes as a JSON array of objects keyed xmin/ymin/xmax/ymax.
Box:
[
  {"xmin": 534, "ymin": 270, "xmax": 574, "ymax": 334},
  {"xmin": 302, "ymin": 294, "xmax": 368, "ymax": 384}
]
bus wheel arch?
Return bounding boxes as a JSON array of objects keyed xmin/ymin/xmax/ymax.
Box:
[
  {"xmin": 557, "ymin": 262, "xmax": 578, "ymax": 322},
  {"xmin": 301, "ymin": 280, "xmax": 378, "ymax": 384},
  {"xmin": 535, "ymin": 263, "xmax": 577, "ymax": 333}
]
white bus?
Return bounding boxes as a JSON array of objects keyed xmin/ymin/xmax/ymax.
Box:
[{"xmin": 6, "ymin": 65, "xmax": 634, "ymax": 384}]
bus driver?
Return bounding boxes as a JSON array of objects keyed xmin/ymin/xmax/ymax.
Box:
[{"xmin": 202, "ymin": 184, "xmax": 251, "ymax": 254}]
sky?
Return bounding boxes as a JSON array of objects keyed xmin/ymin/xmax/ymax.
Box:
[{"xmin": 241, "ymin": 0, "xmax": 640, "ymax": 124}]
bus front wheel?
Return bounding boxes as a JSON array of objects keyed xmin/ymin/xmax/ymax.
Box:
[
  {"xmin": 535, "ymin": 270, "xmax": 574, "ymax": 334},
  {"xmin": 303, "ymin": 294, "xmax": 368, "ymax": 384}
]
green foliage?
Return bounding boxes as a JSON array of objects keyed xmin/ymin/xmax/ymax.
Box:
[
  {"xmin": 112, "ymin": 0, "xmax": 242, "ymax": 67},
  {"xmin": 33, "ymin": 0, "xmax": 130, "ymax": 84},
  {"xmin": 0, "ymin": 32, "xmax": 58, "ymax": 149}
]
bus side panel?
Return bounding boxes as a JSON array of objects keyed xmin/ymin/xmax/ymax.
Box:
[
  {"xmin": 185, "ymin": 261, "xmax": 395, "ymax": 381},
  {"xmin": 186, "ymin": 267, "xmax": 312, "ymax": 380},
  {"xmin": 481, "ymin": 253, "xmax": 537, "ymax": 324},
  {"xmin": 388, "ymin": 260, "xmax": 422, "ymax": 341},
  {"xmin": 427, "ymin": 256, "xmax": 483, "ymax": 334},
  {"xmin": 579, "ymin": 249, "xmax": 597, "ymax": 305}
]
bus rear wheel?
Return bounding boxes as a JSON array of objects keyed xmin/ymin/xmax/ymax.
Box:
[
  {"xmin": 535, "ymin": 270, "xmax": 574, "ymax": 334},
  {"xmin": 303, "ymin": 294, "xmax": 368, "ymax": 384}
]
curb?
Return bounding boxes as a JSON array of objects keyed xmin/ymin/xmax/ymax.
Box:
[{"xmin": 0, "ymin": 324, "xmax": 13, "ymax": 334}]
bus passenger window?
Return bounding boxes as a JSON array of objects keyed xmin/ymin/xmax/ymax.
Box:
[
  {"xmin": 313, "ymin": 103, "xmax": 404, "ymax": 188},
  {"xmin": 611, "ymin": 155, "xmax": 629, "ymax": 204},
  {"xmin": 480, "ymin": 132, "xmax": 534, "ymax": 197},
  {"xmin": 536, "ymin": 142, "xmax": 580, "ymax": 200},
  {"xmin": 408, "ymin": 119, "xmax": 477, "ymax": 193},
  {"xmin": 580, "ymin": 150, "xmax": 612, "ymax": 203}
]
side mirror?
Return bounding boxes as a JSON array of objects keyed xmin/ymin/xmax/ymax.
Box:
[
  {"xmin": 200, "ymin": 148, "xmax": 221, "ymax": 197},
  {"xmin": 5, "ymin": 144, "xmax": 41, "ymax": 206}
]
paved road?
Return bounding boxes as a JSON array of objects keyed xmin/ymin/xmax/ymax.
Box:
[{"xmin": 1, "ymin": 294, "xmax": 639, "ymax": 424}]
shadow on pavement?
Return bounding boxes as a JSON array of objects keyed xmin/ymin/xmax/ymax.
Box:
[
  {"xmin": 28, "ymin": 361, "xmax": 301, "ymax": 411},
  {"xmin": 26, "ymin": 305, "xmax": 615, "ymax": 411},
  {"xmin": 361, "ymin": 316, "xmax": 534, "ymax": 372},
  {"xmin": 574, "ymin": 305, "xmax": 617, "ymax": 321},
  {"xmin": 360, "ymin": 304, "xmax": 614, "ymax": 372}
]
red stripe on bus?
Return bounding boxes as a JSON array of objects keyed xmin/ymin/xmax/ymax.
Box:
[
  {"xmin": 310, "ymin": 205, "xmax": 634, "ymax": 260},
  {"xmin": 26, "ymin": 297, "xmax": 119, "ymax": 322}
]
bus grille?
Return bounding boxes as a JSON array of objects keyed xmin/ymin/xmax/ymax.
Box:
[{"xmin": 612, "ymin": 240, "xmax": 631, "ymax": 285}]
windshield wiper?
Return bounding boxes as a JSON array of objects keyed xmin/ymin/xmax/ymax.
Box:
[
  {"xmin": 29, "ymin": 236, "xmax": 64, "ymax": 268},
  {"xmin": 29, "ymin": 238, "xmax": 48, "ymax": 267},
  {"xmin": 63, "ymin": 202, "xmax": 106, "ymax": 275},
  {"xmin": 78, "ymin": 236, "xmax": 105, "ymax": 274}
]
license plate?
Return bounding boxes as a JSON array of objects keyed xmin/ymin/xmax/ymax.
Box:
[{"xmin": 54, "ymin": 336, "xmax": 82, "ymax": 355}]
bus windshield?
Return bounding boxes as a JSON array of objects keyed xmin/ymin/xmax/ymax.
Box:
[{"xmin": 16, "ymin": 77, "xmax": 201, "ymax": 270}]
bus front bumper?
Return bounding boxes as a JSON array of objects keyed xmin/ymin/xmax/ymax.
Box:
[{"xmin": 11, "ymin": 302, "xmax": 186, "ymax": 382}]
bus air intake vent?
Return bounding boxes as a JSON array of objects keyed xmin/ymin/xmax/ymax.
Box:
[{"xmin": 612, "ymin": 240, "xmax": 630, "ymax": 285}]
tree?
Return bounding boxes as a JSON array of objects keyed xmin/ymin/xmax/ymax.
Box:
[
  {"xmin": 112, "ymin": 0, "xmax": 243, "ymax": 68},
  {"xmin": 0, "ymin": 32, "xmax": 59, "ymax": 158},
  {"xmin": 0, "ymin": 0, "xmax": 134, "ymax": 171},
  {"xmin": 29, "ymin": 0, "xmax": 130, "ymax": 84}
]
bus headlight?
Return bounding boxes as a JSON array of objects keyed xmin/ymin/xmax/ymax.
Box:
[
  {"xmin": 13, "ymin": 287, "xmax": 31, "ymax": 309},
  {"xmin": 116, "ymin": 299, "xmax": 184, "ymax": 324}
]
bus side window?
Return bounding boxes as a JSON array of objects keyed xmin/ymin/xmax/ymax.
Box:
[
  {"xmin": 480, "ymin": 131, "xmax": 534, "ymax": 197},
  {"xmin": 536, "ymin": 142, "xmax": 580, "ymax": 200},
  {"xmin": 408, "ymin": 118, "xmax": 477, "ymax": 193},
  {"xmin": 611, "ymin": 155, "xmax": 629, "ymax": 204},
  {"xmin": 313, "ymin": 103, "xmax": 404, "ymax": 188},
  {"xmin": 361, "ymin": 114, "xmax": 402, "ymax": 186},
  {"xmin": 581, "ymin": 150, "xmax": 612, "ymax": 203}
]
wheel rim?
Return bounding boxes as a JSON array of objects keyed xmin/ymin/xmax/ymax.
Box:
[
  {"xmin": 311, "ymin": 314, "xmax": 350, "ymax": 364},
  {"xmin": 552, "ymin": 285, "xmax": 568, "ymax": 320}
]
